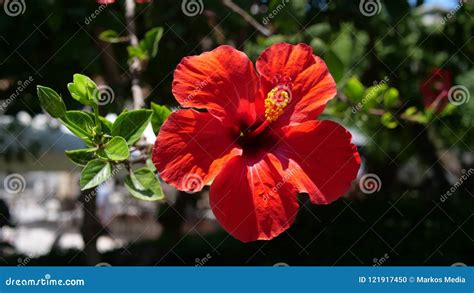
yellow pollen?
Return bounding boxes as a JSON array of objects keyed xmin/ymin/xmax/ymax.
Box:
[{"xmin": 264, "ymin": 86, "xmax": 291, "ymax": 122}]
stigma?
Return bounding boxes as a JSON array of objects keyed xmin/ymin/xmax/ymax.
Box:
[
  {"xmin": 245, "ymin": 85, "xmax": 292, "ymax": 139},
  {"xmin": 264, "ymin": 85, "xmax": 291, "ymax": 122}
]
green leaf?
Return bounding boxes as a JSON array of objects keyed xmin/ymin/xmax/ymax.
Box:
[
  {"xmin": 404, "ymin": 106, "xmax": 418, "ymax": 116},
  {"xmin": 112, "ymin": 109, "xmax": 153, "ymax": 145},
  {"xmin": 37, "ymin": 86, "xmax": 66, "ymax": 118},
  {"xmin": 146, "ymin": 159, "xmax": 156, "ymax": 172},
  {"xmin": 127, "ymin": 46, "xmax": 148, "ymax": 61},
  {"xmin": 381, "ymin": 112, "xmax": 398, "ymax": 129},
  {"xmin": 82, "ymin": 112, "xmax": 112, "ymax": 135},
  {"xmin": 344, "ymin": 77, "xmax": 365, "ymax": 102},
  {"xmin": 363, "ymin": 84, "xmax": 389, "ymax": 110},
  {"xmin": 99, "ymin": 116, "xmax": 113, "ymax": 134},
  {"xmin": 125, "ymin": 167, "xmax": 164, "ymax": 201},
  {"xmin": 383, "ymin": 88, "xmax": 399, "ymax": 108},
  {"xmin": 309, "ymin": 38, "xmax": 327, "ymax": 55},
  {"xmin": 101, "ymin": 136, "xmax": 129, "ymax": 161},
  {"xmin": 80, "ymin": 159, "xmax": 112, "ymax": 190},
  {"xmin": 403, "ymin": 106, "xmax": 429, "ymax": 124},
  {"xmin": 330, "ymin": 26, "xmax": 353, "ymax": 66},
  {"xmin": 141, "ymin": 27, "xmax": 163, "ymax": 58},
  {"xmin": 67, "ymin": 74, "xmax": 97, "ymax": 106},
  {"xmin": 98, "ymin": 30, "xmax": 123, "ymax": 43},
  {"xmin": 439, "ymin": 103, "xmax": 456, "ymax": 117},
  {"xmin": 60, "ymin": 111, "xmax": 96, "ymax": 145},
  {"xmin": 304, "ymin": 23, "xmax": 331, "ymax": 38},
  {"xmin": 150, "ymin": 102, "xmax": 171, "ymax": 133},
  {"xmin": 127, "ymin": 27, "xmax": 164, "ymax": 61},
  {"xmin": 65, "ymin": 148, "xmax": 96, "ymax": 166},
  {"xmin": 135, "ymin": 168, "xmax": 163, "ymax": 196}
]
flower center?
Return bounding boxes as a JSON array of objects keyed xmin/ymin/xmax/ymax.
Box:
[
  {"xmin": 244, "ymin": 85, "xmax": 292, "ymax": 139},
  {"xmin": 264, "ymin": 85, "xmax": 291, "ymax": 122}
]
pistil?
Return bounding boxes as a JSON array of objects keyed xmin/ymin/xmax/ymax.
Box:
[{"xmin": 247, "ymin": 84, "xmax": 291, "ymax": 138}]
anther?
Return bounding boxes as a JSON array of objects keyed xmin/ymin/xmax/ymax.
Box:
[{"xmin": 264, "ymin": 85, "xmax": 292, "ymax": 122}]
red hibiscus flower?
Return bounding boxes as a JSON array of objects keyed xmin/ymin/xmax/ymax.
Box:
[
  {"xmin": 152, "ymin": 43, "xmax": 361, "ymax": 242},
  {"xmin": 420, "ymin": 68, "xmax": 452, "ymax": 112},
  {"xmin": 96, "ymin": 0, "xmax": 151, "ymax": 4}
]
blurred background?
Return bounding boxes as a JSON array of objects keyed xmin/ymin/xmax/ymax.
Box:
[{"xmin": 0, "ymin": 0, "xmax": 473, "ymax": 266}]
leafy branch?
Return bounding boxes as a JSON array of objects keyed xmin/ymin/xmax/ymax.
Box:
[{"xmin": 37, "ymin": 74, "xmax": 170, "ymax": 202}]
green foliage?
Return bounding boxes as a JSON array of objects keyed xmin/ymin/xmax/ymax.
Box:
[
  {"xmin": 146, "ymin": 159, "xmax": 156, "ymax": 172},
  {"xmin": 37, "ymin": 74, "xmax": 165, "ymax": 201},
  {"xmin": 128, "ymin": 27, "xmax": 164, "ymax": 61},
  {"xmin": 67, "ymin": 74, "xmax": 98, "ymax": 106},
  {"xmin": 383, "ymin": 88, "xmax": 399, "ymax": 108},
  {"xmin": 344, "ymin": 77, "xmax": 365, "ymax": 102},
  {"xmin": 112, "ymin": 109, "xmax": 153, "ymax": 145},
  {"xmin": 127, "ymin": 46, "xmax": 149, "ymax": 61},
  {"xmin": 80, "ymin": 159, "xmax": 112, "ymax": 190},
  {"xmin": 36, "ymin": 86, "xmax": 66, "ymax": 118},
  {"xmin": 150, "ymin": 102, "xmax": 171, "ymax": 133},
  {"xmin": 60, "ymin": 111, "xmax": 96, "ymax": 146},
  {"xmin": 142, "ymin": 27, "xmax": 164, "ymax": 59},
  {"xmin": 99, "ymin": 137, "xmax": 130, "ymax": 161},
  {"xmin": 380, "ymin": 112, "xmax": 398, "ymax": 129},
  {"xmin": 98, "ymin": 116, "xmax": 113, "ymax": 134},
  {"xmin": 125, "ymin": 167, "xmax": 164, "ymax": 201},
  {"xmin": 99, "ymin": 30, "xmax": 123, "ymax": 43},
  {"xmin": 65, "ymin": 148, "xmax": 97, "ymax": 167},
  {"xmin": 402, "ymin": 106, "xmax": 429, "ymax": 124}
]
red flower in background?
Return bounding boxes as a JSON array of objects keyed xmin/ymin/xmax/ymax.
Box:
[
  {"xmin": 420, "ymin": 68, "xmax": 452, "ymax": 112},
  {"xmin": 96, "ymin": 0, "xmax": 151, "ymax": 4},
  {"xmin": 152, "ymin": 43, "xmax": 361, "ymax": 242}
]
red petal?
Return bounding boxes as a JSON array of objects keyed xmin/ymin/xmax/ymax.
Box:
[
  {"xmin": 96, "ymin": 0, "xmax": 115, "ymax": 3},
  {"xmin": 257, "ymin": 43, "xmax": 315, "ymax": 83},
  {"xmin": 284, "ymin": 57, "xmax": 336, "ymax": 124},
  {"xmin": 256, "ymin": 43, "xmax": 336, "ymax": 125},
  {"xmin": 152, "ymin": 110, "xmax": 241, "ymax": 192},
  {"xmin": 173, "ymin": 45, "xmax": 262, "ymax": 129},
  {"xmin": 420, "ymin": 68, "xmax": 452, "ymax": 111},
  {"xmin": 273, "ymin": 120, "xmax": 360, "ymax": 204},
  {"xmin": 210, "ymin": 152, "xmax": 299, "ymax": 242}
]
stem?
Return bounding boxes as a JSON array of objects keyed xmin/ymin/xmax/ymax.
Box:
[
  {"xmin": 430, "ymin": 89, "xmax": 448, "ymax": 110},
  {"xmin": 367, "ymin": 108, "xmax": 424, "ymax": 123},
  {"xmin": 221, "ymin": 0, "xmax": 272, "ymax": 37},
  {"xmin": 203, "ymin": 11, "xmax": 226, "ymax": 44},
  {"xmin": 125, "ymin": 0, "xmax": 145, "ymax": 109},
  {"xmin": 80, "ymin": 188, "xmax": 102, "ymax": 265},
  {"xmin": 93, "ymin": 103, "xmax": 102, "ymax": 134}
]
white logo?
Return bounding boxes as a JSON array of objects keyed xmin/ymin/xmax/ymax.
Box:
[
  {"xmin": 93, "ymin": 85, "xmax": 115, "ymax": 106},
  {"xmin": 4, "ymin": 173, "xmax": 26, "ymax": 194},
  {"xmin": 3, "ymin": 0, "xmax": 26, "ymax": 17},
  {"xmin": 359, "ymin": 173, "xmax": 381, "ymax": 194},
  {"xmin": 448, "ymin": 85, "xmax": 470, "ymax": 106},
  {"xmin": 181, "ymin": 174, "xmax": 203, "ymax": 193},
  {"xmin": 181, "ymin": 0, "xmax": 204, "ymax": 17},
  {"xmin": 451, "ymin": 262, "xmax": 467, "ymax": 267},
  {"xmin": 359, "ymin": 0, "xmax": 381, "ymax": 17}
]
